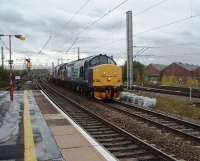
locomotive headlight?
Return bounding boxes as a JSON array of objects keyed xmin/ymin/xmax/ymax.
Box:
[{"xmin": 107, "ymin": 77, "xmax": 111, "ymax": 81}]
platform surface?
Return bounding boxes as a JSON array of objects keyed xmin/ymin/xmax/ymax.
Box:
[
  {"xmin": 35, "ymin": 90, "xmax": 115, "ymax": 161},
  {"xmin": 0, "ymin": 90, "xmax": 116, "ymax": 161},
  {"xmin": 0, "ymin": 90, "xmax": 62, "ymax": 161}
]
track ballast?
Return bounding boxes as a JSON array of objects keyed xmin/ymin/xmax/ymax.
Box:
[{"xmin": 38, "ymin": 81, "xmax": 178, "ymax": 161}]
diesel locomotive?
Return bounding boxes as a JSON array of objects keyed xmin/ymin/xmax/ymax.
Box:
[{"xmin": 52, "ymin": 54, "xmax": 122, "ymax": 100}]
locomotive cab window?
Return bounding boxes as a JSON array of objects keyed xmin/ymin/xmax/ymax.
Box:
[
  {"xmin": 89, "ymin": 55, "xmax": 116, "ymax": 67},
  {"xmin": 90, "ymin": 57, "xmax": 99, "ymax": 66},
  {"xmin": 108, "ymin": 57, "xmax": 116, "ymax": 64},
  {"xmin": 99, "ymin": 55, "xmax": 107, "ymax": 64}
]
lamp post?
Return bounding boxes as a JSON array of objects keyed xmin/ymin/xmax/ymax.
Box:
[{"xmin": 0, "ymin": 34, "xmax": 26, "ymax": 101}]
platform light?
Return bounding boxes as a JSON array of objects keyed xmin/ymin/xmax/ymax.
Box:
[{"xmin": 0, "ymin": 34, "xmax": 26, "ymax": 101}]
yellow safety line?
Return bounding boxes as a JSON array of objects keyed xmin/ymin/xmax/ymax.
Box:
[{"xmin": 24, "ymin": 90, "xmax": 37, "ymax": 161}]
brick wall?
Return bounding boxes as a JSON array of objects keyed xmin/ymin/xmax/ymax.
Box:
[
  {"xmin": 161, "ymin": 63, "xmax": 192, "ymax": 85},
  {"xmin": 145, "ymin": 64, "xmax": 160, "ymax": 76},
  {"xmin": 192, "ymin": 67, "xmax": 200, "ymax": 77}
]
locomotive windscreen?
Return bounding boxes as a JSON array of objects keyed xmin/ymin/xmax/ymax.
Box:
[{"xmin": 89, "ymin": 55, "xmax": 116, "ymax": 67}]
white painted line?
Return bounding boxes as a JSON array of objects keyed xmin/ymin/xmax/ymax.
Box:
[{"xmin": 40, "ymin": 90, "xmax": 118, "ymax": 161}]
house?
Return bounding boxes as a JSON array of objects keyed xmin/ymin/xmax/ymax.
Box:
[
  {"xmin": 192, "ymin": 67, "xmax": 200, "ymax": 83},
  {"xmin": 145, "ymin": 64, "xmax": 166, "ymax": 84},
  {"xmin": 161, "ymin": 62, "xmax": 200, "ymax": 87}
]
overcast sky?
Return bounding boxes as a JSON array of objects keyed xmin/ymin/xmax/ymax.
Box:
[{"xmin": 0, "ymin": 0, "xmax": 200, "ymax": 69}]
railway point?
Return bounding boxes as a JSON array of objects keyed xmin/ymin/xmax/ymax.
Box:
[{"xmin": 0, "ymin": 90, "xmax": 117, "ymax": 161}]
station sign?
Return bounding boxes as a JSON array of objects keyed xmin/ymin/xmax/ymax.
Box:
[{"xmin": 15, "ymin": 76, "xmax": 21, "ymax": 80}]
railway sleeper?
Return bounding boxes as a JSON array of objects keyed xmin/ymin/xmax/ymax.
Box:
[
  {"xmin": 77, "ymin": 122, "xmax": 103, "ymax": 126},
  {"xmin": 112, "ymin": 150, "xmax": 151, "ymax": 160},
  {"xmin": 159, "ymin": 120, "xmax": 172, "ymax": 124},
  {"xmin": 73, "ymin": 119, "xmax": 100, "ymax": 123},
  {"xmin": 98, "ymin": 137, "xmax": 125, "ymax": 143},
  {"xmin": 169, "ymin": 125, "xmax": 185, "ymax": 130},
  {"xmin": 92, "ymin": 133, "xmax": 119, "ymax": 139},
  {"xmin": 78, "ymin": 122, "xmax": 103, "ymax": 126},
  {"xmin": 187, "ymin": 131, "xmax": 200, "ymax": 136},
  {"xmin": 69, "ymin": 114, "xmax": 89, "ymax": 117},
  {"xmin": 84, "ymin": 127, "xmax": 110, "ymax": 132},
  {"xmin": 82, "ymin": 125, "xmax": 107, "ymax": 129},
  {"xmin": 179, "ymin": 128, "xmax": 196, "ymax": 133},
  {"xmin": 71, "ymin": 116, "xmax": 93, "ymax": 120},
  {"xmin": 147, "ymin": 115, "xmax": 159, "ymax": 119},
  {"xmin": 107, "ymin": 145, "xmax": 139, "ymax": 153},
  {"xmin": 76, "ymin": 119, "xmax": 101, "ymax": 124},
  {"xmin": 87, "ymin": 130, "xmax": 115, "ymax": 135},
  {"xmin": 74, "ymin": 119, "xmax": 98, "ymax": 122},
  {"xmin": 113, "ymin": 148, "xmax": 147, "ymax": 158},
  {"xmin": 103, "ymin": 141, "xmax": 133, "ymax": 148},
  {"xmin": 162, "ymin": 122, "xmax": 178, "ymax": 127},
  {"xmin": 75, "ymin": 119, "xmax": 100, "ymax": 123}
]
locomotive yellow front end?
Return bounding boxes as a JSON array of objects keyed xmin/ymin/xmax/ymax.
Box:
[{"xmin": 92, "ymin": 64, "xmax": 122, "ymax": 100}]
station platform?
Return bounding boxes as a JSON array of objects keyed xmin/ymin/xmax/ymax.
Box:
[{"xmin": 0, "ymin": 90, "xmax": 117, "ymax": 161}]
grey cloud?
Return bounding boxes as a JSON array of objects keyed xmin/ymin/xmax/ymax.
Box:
[{"xmin": 0, "ymin": 0, "xmax": 200, "ymax": 67}]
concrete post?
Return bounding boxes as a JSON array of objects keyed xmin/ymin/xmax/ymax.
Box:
[{"xmin": 126, "ymin": 11, "xmax": 133, "ymax": 90}]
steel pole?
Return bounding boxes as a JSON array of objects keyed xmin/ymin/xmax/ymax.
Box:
[
  {"xmin": 78, "ymin": 47, "xmax": 80, "ymax": 60},
  {"xmin": 1, "ymin": 46, "xmax": 4, "ymax": 69},
  {"xmin": 8, "ymin": 35, "xmax": 13, "ymax": 101},
  {"xmin": 9, "ymin": 35, "xmax": 12, "ymax": 72},
  {"xmin": 126, "ymin": 11, "xmax": 133, "ymax": 90}
]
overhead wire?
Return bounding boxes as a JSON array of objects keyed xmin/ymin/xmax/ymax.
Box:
[
  {"xmin": 65, "ymin": 0, "xmax": 130, "ymax": 54},
  {"xmin": 89, "ymin": 13, "xmax": 200, "ymax": 51},
  {"xmin": 39, "ymin": 0, "xmax": 91, "ymax": 53},
  {"xmin": 135, "ymin": 14, "xmax": 200, "ymax": 36},
  {"xmin": 134, "ymin": 0, "xmax": 169, "ymax": 16},
  {"xmin": 38, "ymin": 0, "xmax": 200, "ymax": 63},
  {"xmin": 61, "ymin": 0, "xmax": 91, "ymax": 29},
  {"xmin": 0, "ymin": 37, "xmax": 9, "ymax": 50},
  {"xmin": 39, "ymin": 0, "xmax": 171, "ymax": 55},
  {"xmin": 39, "ymin": 36, "xmax": 52, "ymax": 54},
  {"xmin": 79, "ymin": 0, "xmax": 169, "ymax": 52}
]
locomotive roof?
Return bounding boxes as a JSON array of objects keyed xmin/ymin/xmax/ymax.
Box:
[{"xmin": 55, "ymin": 54, "xmax": 113, "ymax": 68}]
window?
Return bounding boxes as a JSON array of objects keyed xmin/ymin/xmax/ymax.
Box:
[
  {"xmin": 89, "ymin": 55, "xmax": 116, "ymax": 66},
  {"xmin": 99, "ymin": 56, "xmax": 107, "ymax": 64},
  {"xmin": 80, "ymin": 66, "xmax": 84, "ymax": 77},
  {"xmin": 108, "ymin": 57, "xmax": 116, "ymax": 64},
  {"xmin": 90, "ymin": 57, "xmax": 99, "ymax": 66}
]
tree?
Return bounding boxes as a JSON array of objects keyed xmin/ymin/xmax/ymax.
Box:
[
  {"xmin": 122, "ymin": 61, "xmax": 145, "ymax": 84},
  {"xmin": 0, "ymin": 67, "xmax": 9, "ymax": 81}
]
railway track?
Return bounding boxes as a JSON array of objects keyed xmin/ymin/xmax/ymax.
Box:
[
  {"xmin": 37, "ymin": 80, "xmax": 178, "ymax": 161},
  {"xmin": 129, "ymin": 85, "xmax": 200, "ymax": 98},
  {"xmin": 99, "ymin": 100, "xmax": 200, "ymax": 144},
  {"xmin": 44, "ymin": 80, "xmax": 200, "ymax": 144}
]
